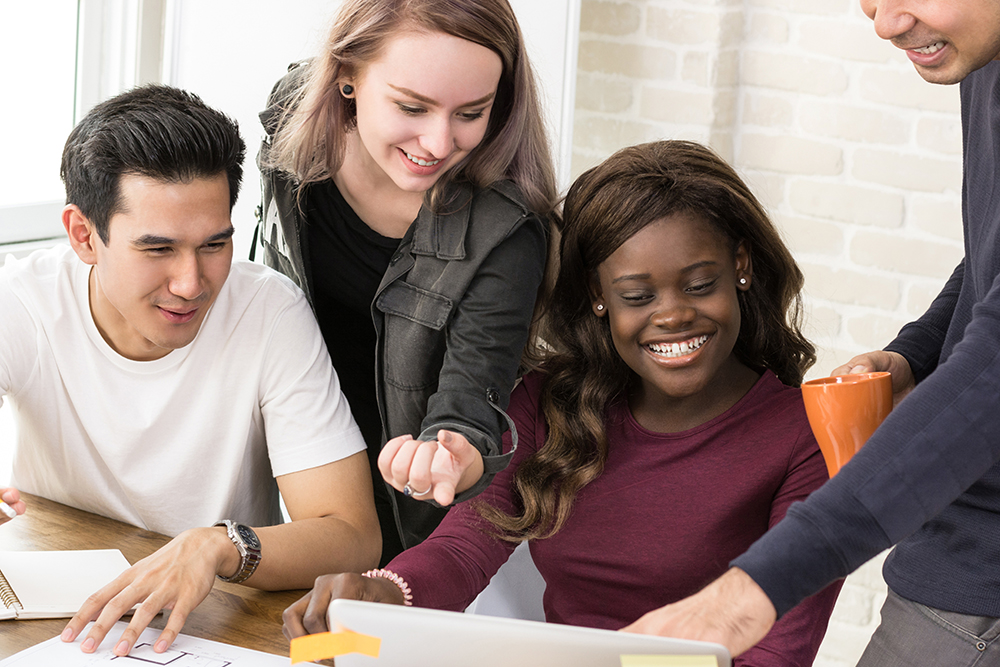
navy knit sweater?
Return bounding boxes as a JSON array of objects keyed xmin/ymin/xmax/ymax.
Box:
[{"xmin": 734, "ymin": 60, "xmax": 1000, "ymax": 618}]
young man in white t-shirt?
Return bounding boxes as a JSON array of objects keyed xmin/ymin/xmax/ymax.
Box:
[{"xmin": 0, "ymin": 85, "xmax": 380, "ymax": 656}]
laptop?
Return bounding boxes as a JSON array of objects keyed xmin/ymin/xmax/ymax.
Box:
[{"xmin": 326, "ymin": 599, "xmax": 732, "ymax": 667}]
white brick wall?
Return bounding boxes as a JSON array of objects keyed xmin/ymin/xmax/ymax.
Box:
[{"xmin": 574, "ymin": 1, "xmax": 965, "ymax": 664}]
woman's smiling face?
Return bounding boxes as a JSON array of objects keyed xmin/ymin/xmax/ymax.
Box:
[
  {"xmin": 344, "ymin": 30, "xmax": 503, "ymax": 194},
  {"xmin": 591, "ymin": 211, "xmax": 754, "ymax": 427}
]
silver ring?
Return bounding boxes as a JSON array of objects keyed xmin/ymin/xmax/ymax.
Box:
[{"xmin": 402, "ymin": 482, "xmax": 432, "ymax": 498}]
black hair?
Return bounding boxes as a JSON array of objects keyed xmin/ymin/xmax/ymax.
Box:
[{"xmin": 60, "ymin": 84, "xmax": 245, "ymax": 243}]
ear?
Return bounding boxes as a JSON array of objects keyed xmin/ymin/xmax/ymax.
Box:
[
  {"xmin": 735, "ymin": 240, "xmax": 752, "ymax": 291},
  {"xmin": 338, "ymin": 73, "xmax": 356, "ymax": 98},
  {"xmin": 63, "ymin": 204, "xmax": 100, "ymax": 266},
  {"xmin": 589, "ymin": 273, "xmax": 607, "ymax": 317}
]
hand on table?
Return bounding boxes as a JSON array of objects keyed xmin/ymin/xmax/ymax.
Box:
[
  {"xmin": 378, "ymin": 429, "xmax": 484, "ymax": 506},
  {"xmin": 621, "ymin": 567, "xmax": 777, "ymax": 658},
  {"xmin": 62, "ymin": 526, "xmax": 236, "ymax": 656},
  {"xmin": 282, "ymin": 572, "xmax": 405, "ymax": 640},
  {"xmin": 831, "ymin": 350, "xmax": 915, "ymax": 407},
  {"xmin": 0, "ymin": 487, "xmax": 26, "ymax": 525}
]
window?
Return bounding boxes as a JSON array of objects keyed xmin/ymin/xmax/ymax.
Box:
[
  {"xmin": 0, "ymin": 1, "xmax": 78, "ymax": 247},
  {"xmin": 0, "ymin": 0, "xmax": 165, "ymax": 252}
]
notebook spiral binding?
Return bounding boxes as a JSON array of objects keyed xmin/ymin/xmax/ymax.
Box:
[{"xmin": 0, "ymin": 571, "xmax": 23, "ymax": 611}]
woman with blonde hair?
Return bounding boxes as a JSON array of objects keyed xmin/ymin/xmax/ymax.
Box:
[{"xmin": 256, "ymin": 0, "xmax": 558, "ymax": 562}]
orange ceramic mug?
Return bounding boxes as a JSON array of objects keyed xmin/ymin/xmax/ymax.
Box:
[{"xmin": 801, "ymin": 372, "xmax": 893, "ymax": 477}]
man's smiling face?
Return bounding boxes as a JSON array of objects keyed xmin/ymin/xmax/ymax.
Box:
[
  {"xmin": 861, "ymin": 0, "xmax": 1000, "ymax": 85},
  {"xmin": 78, "ymin": 173, "xmax": 235, "ymax": 361}
]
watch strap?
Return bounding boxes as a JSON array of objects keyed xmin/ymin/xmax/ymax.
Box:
[{"xmin": 214, "ymin": 520, "xmax": 261, "ymax": 584}]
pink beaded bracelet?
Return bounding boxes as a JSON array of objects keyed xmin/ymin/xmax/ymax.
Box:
[{"xmin": 362, "ymin": 568, "xmax": 413, "ymax": 606}]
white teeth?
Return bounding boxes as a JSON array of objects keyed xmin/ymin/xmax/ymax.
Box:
[
  {"xmin": 404, "ymin": 151, "xmax": 440, "ymax": 167},
  {"xmin": 648, "ymin": 335, "xmax": 708, "ymax": 359},
  {"xmin": 913, "ymin": 41, "xmax": 945, "ymax": 55}
]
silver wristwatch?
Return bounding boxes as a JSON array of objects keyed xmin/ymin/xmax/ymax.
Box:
[{"xmin": 214, "ymin": 520, "xmax": 262, "ymax": 584}]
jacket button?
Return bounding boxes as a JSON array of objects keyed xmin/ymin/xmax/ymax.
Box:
[
  {"xmin": 977, "ymin": 641, "xmax": 987, "ymax": 652},
  {"xmin": 486, "ymin": 388, "xmax": 500, "ymax": 404}
]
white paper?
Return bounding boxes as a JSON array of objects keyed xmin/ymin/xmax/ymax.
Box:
[{"xmin": 0, "ymin": 621, "xmax": 287, "ymax": 666}]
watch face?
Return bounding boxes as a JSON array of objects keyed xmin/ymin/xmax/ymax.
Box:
[{"xmin": 236, "ymin": 524, "xmax": 261, "ymax": 549}]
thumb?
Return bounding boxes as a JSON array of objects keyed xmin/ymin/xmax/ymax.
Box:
[{"xmin": 435, "ymin": 429, "xmax": 466, "ymax": 456}]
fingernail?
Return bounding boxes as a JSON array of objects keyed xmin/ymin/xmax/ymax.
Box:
[
  {"xmin": 155, "ymin": 640, "xmax": 168, "ymax": 653},
  {"xmin": 61, "ymin": 628, "xmax": 74, "ymax": 642},
  {"xmin": 115, "ymin": 640, "xmax": 129, "ymax": 655},
  {"xmin": 81, "ymin": 638, "xmax": 96, "ymax": 652}
]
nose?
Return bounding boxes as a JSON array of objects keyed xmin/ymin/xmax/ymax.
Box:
[
  {"xmin": 168, "ymin": 253, "xmax": 205, "ymax": 301},
  {"xmin": 418, "ymin": 116, "xmax": 456, "ymax": 160},
  {"xmin": 650, "ymin": 298, "xmax": 696, "ymax": 330},
  {"xmin": 860, "ymin": 0, "xmax": 916, "ymax": 41}
]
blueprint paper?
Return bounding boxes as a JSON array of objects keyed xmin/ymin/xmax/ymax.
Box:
[{"xmin": 0, "ymin": 621, "xmax": 286, "ymax": 666}]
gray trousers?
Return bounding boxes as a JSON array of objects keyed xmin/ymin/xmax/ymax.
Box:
[{"xmin": 857, "ymin": 588, "xmax": 1000, "ymax": 667}]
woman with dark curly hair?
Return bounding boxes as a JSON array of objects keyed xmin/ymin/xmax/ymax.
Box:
[{"xmin": 283, "ymin": 141, "xmax": 840, "ymax": 666}]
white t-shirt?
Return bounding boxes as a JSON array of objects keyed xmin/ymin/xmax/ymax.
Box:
[{"xmin": 0, "ymin": 245, "xmax": 365, "ymax": 536}]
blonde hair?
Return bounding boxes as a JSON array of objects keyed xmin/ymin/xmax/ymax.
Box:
[{"xmin": 267, "ymin": 0, "xmax": 557, "ymax": 218}]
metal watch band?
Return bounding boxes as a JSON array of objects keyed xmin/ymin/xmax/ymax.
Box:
[{"xmin": 214, "ymin": 520, "xmax": 262, "ymax": 584}]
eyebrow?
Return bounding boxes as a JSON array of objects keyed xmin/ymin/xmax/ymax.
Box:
[
  {"xmin": 132, "ymin": 226, "xmax": 235, "ymax": 247},
  {"xmin": 388, "ymin": 84, "xmax": 496, "ymax": 108},
  {"xmin": 610, "ymin": 261, "xmax": 719, "ymax": 284}
]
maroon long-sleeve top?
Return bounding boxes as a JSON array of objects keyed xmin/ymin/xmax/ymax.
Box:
[{"xmin": 389, "ymin": 371, "xmax": 841, "ymax": 666}]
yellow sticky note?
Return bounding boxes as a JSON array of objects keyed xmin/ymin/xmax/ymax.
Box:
[
  {"xmin": 290, "ymin": 630, "xmax": 381, "ymax": 664},
  {"xmin": 620, "ymin": 655, "xmax": 719, "ymax": 667}
]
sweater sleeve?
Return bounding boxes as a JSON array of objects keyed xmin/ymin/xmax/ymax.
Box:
[
  {"xmin": 734, "ymin": 261, "xmax": 1000, "ymax": 616},
  {"xmin": 885, "ymin": 259, "xmax": 964, "ymax": 382},
  {"xmin": 736, "ymin": 413, "xmax": 842, "ymax": 666},
  {"xmin": 387, "ymin": 376, "xmax": 544, "ymax": 610}
]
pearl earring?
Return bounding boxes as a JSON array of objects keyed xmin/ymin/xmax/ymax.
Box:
[
  {"xmin": 739, "ymin": 278, "xmax": 747, "ymax": 285},
  {"xmin": 596, "ymin": 304, "xmax": 604, "ymax": 311}
]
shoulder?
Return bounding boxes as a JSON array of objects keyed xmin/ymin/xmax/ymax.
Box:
[
  {"xmin": 473, "ymin": 180, "xmax": 535, "ymax": 224},
  {"xmin": 734, "ymin": 371, "xmax": 812, "ymax": 437},
  {"xmin": 513, "ymin": 370, "xmax": 547, "ymax": 404},
  {"xmin": 218, "ymin": 261, "xmax": 311, "ymax": 321},
  {"xmin": 464, "ymin": 180, "xmax": 547, "ymax": 244},
  {"xmin": 1, "ymin": 245, "xmax": 81, "ymax": 304}
]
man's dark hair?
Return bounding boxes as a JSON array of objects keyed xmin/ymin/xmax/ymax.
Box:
[{"xmin": 60, "ymin": 84, "xmax": 246, "ymax": 244}]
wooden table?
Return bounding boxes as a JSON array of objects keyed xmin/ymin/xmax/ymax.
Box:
[{"xmin": 0, "ymin": 493, "xmax": 306, "ymax": 659}]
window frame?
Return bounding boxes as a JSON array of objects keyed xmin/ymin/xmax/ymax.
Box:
[{"xmin": 0, "ymin": 0, "xmax": 166, "ymax": 254}]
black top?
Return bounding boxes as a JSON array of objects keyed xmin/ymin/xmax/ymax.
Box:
[
  {"xmin": 306, "ymin": 179, "xmax": 398, "ymax": 444},
  {"xmin": 306, "ymin": 180, "xmax": 404, "ymax": 562}
]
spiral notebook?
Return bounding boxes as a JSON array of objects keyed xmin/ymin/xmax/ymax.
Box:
[{"xmin": 0, "ymin": 549, "xmax": 132, "ymax": 620}]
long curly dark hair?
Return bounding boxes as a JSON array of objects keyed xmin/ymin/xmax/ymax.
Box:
[{"xmin": 479, "ymin": 140, "xmax": 815, "ymax": 540}]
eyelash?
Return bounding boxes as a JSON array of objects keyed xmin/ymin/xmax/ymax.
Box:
[
  {"xmin": 145, "ymin": 242, "xmax": 227, "ymax": 255},
  {"xmin": 397, "ymin": 104, "xmax": 486, "ymax": 121},
  {"xmin": 687, "ymin": 279, "xmax": 716, "ymax": 293},
  {"xmin": 618, "ymin": 280, "xmax": 718, "ymax": 303}
]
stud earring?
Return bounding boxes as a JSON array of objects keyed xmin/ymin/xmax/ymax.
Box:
[
  {"xmin": 342, "ymin": 84, "xmax": 354, "ymax": 96},
  {"xmin": 739, "ymin": 278, "xmax": 747, "ymax": 285},
  {"xmin": 596, "ymin": 304, "xmax": 604, "ymax": 311}
]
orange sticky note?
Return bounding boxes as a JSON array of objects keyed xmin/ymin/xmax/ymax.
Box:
[
  {"xmin": 290, "ymin": 630, "xmax": 381, "ymax": 664},
  {"xmin": 620, "ymin": 656, "xmax": 719, "ymax": 667}
]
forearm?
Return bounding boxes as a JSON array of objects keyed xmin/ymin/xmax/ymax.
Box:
[
  {"xmin": 421, "ymin": 220, "xmax": 546, "ymax": 495},
  {"xmin": 244, "ymin": 515, "xmax": 381, "ymax": 591},
  {"xmin": 885, "ymin": 259, "xmax": 963, "ymax": 382}
]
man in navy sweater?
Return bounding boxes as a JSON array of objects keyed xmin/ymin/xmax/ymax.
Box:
[{"xmin": 623, "ymin": 1, "xmax": 1000, "ymax": 664}]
